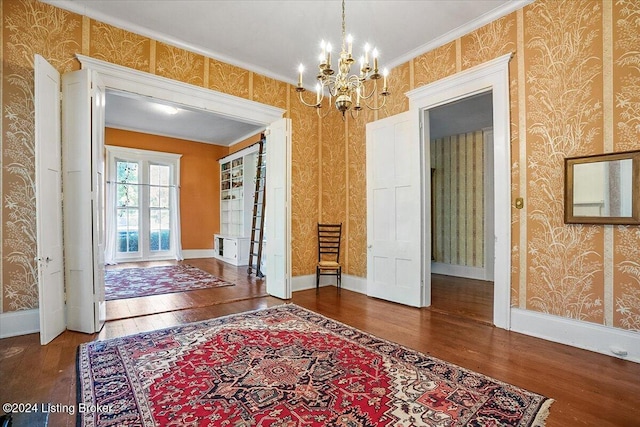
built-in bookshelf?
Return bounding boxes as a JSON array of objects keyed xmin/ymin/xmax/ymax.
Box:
[{"xmin": 214, "ymin": 145, "xmax": 258, "ymax": 265}]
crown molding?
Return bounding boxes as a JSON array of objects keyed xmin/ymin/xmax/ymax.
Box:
[
  {"xmin": 42, "ymin": 0, "xmax": 297, "ymax": 86},
  {"xmin": 386, "ymin": 0, "xmax": 534, "ymax": 70}
]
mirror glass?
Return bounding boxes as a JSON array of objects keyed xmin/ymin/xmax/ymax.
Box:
[
  {"xmin": 572, "ymin": 159, "xmax": 632, "ymax": 217},
  {"xmin": 565, "ymin": 151, "xmax": 640, "ymax": 224}
]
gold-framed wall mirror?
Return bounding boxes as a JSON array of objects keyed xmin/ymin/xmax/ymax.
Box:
[{"xmin": 564, "ymin": 150, "xmax": 640, "ymax": 225}]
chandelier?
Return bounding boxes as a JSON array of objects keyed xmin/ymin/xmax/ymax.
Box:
[{"xmin": 296, "ymin": 0, "xmax": 390, "ymax": 118}]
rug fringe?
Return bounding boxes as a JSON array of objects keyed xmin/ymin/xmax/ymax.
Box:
[{"xmin": 532, "ymin": 398, "xmax": 554, "ymax": 427}]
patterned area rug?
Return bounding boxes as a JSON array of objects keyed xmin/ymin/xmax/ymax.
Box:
[
  {"xmin": 77, "ymin": 305, "xmax": 553, "ymax": 426},
  {"xmin": 104, "ymin": 264, "xmax": 234, "ymax": 300}
]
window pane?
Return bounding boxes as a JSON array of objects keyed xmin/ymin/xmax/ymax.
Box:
[
  {"xmin": 149, "ymin": 186, "xmax": 160, "ymax": 208},
  {"xmin": 117, "ymin": 161, "xmax": 138, "ymax": 183},
  {"xmin": 159, "ymin": 187, "xmax": 169, "ymax": 208},
  {"xmin": 150, "ymin": 164, "xmax": 170, "ymax": 186},
  {"xmin": 117, "ymin": 207, "xmax": 139, "ymax": 253}
]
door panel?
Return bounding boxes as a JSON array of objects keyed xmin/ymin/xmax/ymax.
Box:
[
  {"xmin": 366, "ymin": 111, "xmax": 423, "ymax": 307},
  {"xmin": 62, "ymin": 69, "xmax": 106, "ymax": 333},
  {"xmin": 265, "ymin": 118, "xmax": 291, "ymax": 299},
  {"xmin": 35, "ymin": 55, "xmax": 66, "ymax": 345}
]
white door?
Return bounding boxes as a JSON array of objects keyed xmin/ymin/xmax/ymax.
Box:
[
  {"xmin": 265, "ymin": 118, "xmax": 291, "ymax": 299},
  {"xmin": 34, "ymin": 55, "xmax": 66, "ymax": 345},
  {"xmin": 366, "ymin": 111, "xmax": 425, "ymax": 307},
  {"xmin": 62, "ymin": 69, "xmax": 106, "ymax": 333}
]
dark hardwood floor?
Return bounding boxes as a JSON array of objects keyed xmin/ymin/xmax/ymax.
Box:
[
  {"xmin": 430, "ymin": 273, "xmax": 494, "ymax": 324},
  {"xmin": 105, "ymin": 258, "xmax": 268, "ymax": 321},
  {"xmin": 1, "ymin": 259, "xmax": 639, "ymax": 426}
]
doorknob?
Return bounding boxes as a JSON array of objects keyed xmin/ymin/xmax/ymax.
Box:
[{"xmin": 45, "ymin": 257, "xmax": 52, "ymax": 263}]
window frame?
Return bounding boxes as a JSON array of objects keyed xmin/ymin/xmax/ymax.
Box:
[{"xmin": 106, "ymin": 145, "xmax": 182, "ymax": 262}]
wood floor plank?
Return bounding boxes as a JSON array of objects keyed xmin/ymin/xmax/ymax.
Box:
[{"xmin": 1, "ymin": 259, "xmax": 638, "ymax": 427}]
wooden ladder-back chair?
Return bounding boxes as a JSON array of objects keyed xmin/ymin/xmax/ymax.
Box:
[{"xmin": 316, "ymin": 223, "xmax": 342, "ymax": 291}]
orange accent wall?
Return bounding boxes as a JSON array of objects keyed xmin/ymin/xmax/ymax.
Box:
[{"xmin": 106, "ymin": 128, "xmax": 227, "ymax": 250}]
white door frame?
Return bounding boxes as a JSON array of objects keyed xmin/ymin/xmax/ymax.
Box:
[
  {"xmin": 74, "ymin": 55, "xmax": 290, "ymax": 299},
  {"xmin": 407, "ymin": 53, "xmax": 513, "ymax": 329}
]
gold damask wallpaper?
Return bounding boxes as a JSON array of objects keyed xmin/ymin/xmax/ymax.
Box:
[
  {"xmin": 341, "ymin": 0, "xmax": 640, "ymax": 331},
  {"xmin": 1, "ymin": 0, "xmax": 639, "ymax": 334}
]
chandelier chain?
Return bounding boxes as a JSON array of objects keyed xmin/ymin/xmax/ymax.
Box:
[{"xmin": 341, "ymin": 0, "xmax": 346, "ymax": 52}]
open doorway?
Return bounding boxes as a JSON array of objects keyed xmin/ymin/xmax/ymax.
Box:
[
  {"xmin": 61, "ymin": 55, "xmax": 289, "ymax": 332},
  {"xmin": 428, "ymin": 92, "xmax": 494, "ymax": 323}
]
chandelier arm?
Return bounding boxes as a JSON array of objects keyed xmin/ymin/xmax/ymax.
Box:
[
  {"xmin": 364, "ymin": 92, "xmax": 389, "ymax": 111},
  {"xmin": 317, "ymin": 93, "xmax": 334, "ymax": 119},
  {"xmin": 297, "ymin": 89, "xmax": 323, "ymax": 108},
  {"xmin": 358, "ymin": 79, "xmax": 378, "ymax": 100}
]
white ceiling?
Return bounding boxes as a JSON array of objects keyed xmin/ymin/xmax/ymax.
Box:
[
  {"xmin": 105, "ymin": 90, "xmax": 264, "ymax": 145},
  {"xmin": 45, "ymin": 0, "xmax": 530, "ymax": 145}
]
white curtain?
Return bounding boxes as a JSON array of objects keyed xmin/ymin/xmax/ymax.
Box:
[
  {"xmin": 104, "ymin": 181, "xmax": 118, "ymax": 265},
  {"xmin": 171, "ymin": 185, "xmax": 184, "ymax": 261}
]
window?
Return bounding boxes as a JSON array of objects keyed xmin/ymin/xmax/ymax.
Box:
[{"xmin": 105, "ymin": 146, "xmax": 182, "ymax": 263}]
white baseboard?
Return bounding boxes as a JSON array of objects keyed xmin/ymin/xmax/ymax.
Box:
[
  {"xmin": 182, "ymin": 249, "xmax": 216, "ymax": 259},
  {"xmin": 0, "ymin": 309, "xmax": 40, "ymax": 339},
  {"xmin": 431, "ymin": 262, "xmax": 491, "ymax": 281},
  {"xmin": 291, "ymin": 274, "xmax": 367, "ymax": 294},
  {"xmin": 510, "ymin": 308, "xmax": 640, "ymax": 363},
  {"xmin": 291, "ymin": 277, "xmax": 640, "ymax": 363}
]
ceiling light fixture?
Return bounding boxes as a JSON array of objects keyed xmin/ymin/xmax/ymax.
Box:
[
  {"xmin": 156, "ymin": 104, "xmax": 179, "ymax": 115},
  {"xmin": 296, "ymin": 0, "xmax": 390, "ymax": 119}
]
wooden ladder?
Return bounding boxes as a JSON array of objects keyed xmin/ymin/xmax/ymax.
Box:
[{"xmin": 247, "ymin": 135, "xmax": 266, "ymax": 277}]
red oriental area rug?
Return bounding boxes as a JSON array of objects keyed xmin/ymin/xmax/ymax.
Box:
[
  {"xmin": 77, "ymin": 305, "xmax": 553, "ymax": 426},
  {"xmin": 104, "ymin": 264, "xmax": 234, "ymax": 300}
]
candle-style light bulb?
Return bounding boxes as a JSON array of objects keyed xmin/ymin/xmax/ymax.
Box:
[
  {"xmin": 298, "ymin": 64, "xmax": 304, "ymax": 87},
  {"xmin": 372, "ymin": 48, "xmax": 379, "ymax": 72},
  {"xmin": 347, "ymin": 34, "xmax": 353, "ymax": 55},
  {"xmin": 364, "ymin": 43, "xmax": 370, "ymax": 65},
  {"xmin": 383, "ymin": 68, "xmax": 388, "ymax": 91},
  {"xmin": 326, "ymin": 43, "xmax": 332, "ymax": 68},
  {"xmin": 320, "ymin": 40, "xmax": 327, "ymax": 65}
]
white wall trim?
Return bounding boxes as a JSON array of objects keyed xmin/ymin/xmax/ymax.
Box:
[
  {"xmin": 291, "ymin": 275, "xmax": 316, "ymax": 292},
  {"xmin": 76, "ymin": 55, "xmax": 284, "ymax": 127},
  {"xmin": 431, "ymin": 263, "xmax": 490, "ymax": 281},
  {"xmin": 406, "ymin": 52, "xmax": 513, "ymax": 329},
  {"xmin": 0, "ymin": 309, "xmax": 40, "ymax": 339},
  {"xmin": 43, "ymin": 1, "xmax": 291, "ymax": 86},
  {"xmin": 511, "ymin": 308, "xmax": 640, "ymax": 364},
  {"xmin": 388, "ymin": 1, "xmax": 533, "ymax": 71},
  {"xmin": 183, "ymin": 249, "xmax": 216, "ymax": 259},
  {"xmin": 292, "ymin": 274, "xmax": 367, "ymax": 295}
]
